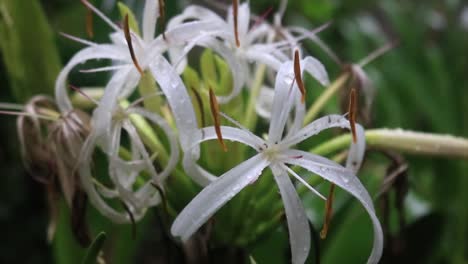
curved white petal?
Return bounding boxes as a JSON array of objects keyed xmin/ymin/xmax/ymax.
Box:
[
  {"xmin": 128, "ymin": 107, "xmax": 180, "ymax": 181},
  {"xmin": 197, "ymin": 39, "xmax": 246, "ymax": 104},
  {"xmin": 346, "ymin": 124, "xmax": 366, "ymax": 173},
  {"xmin": 148, "ymin": 56, "xmax": 199, "ymax": 153},
  {"xmin": 92, "ymin": 68, "xmax": 135, "ymax": 135},
  {"xmin": 55, "ymin": 45, "xmax": 127, "ymax": 111},
  {"xmin": 167, "ymin": 5, "xmax": 224, "ymax": 29},
  {"xmin": 283, "ymin": 114, "xmax": 350, "ymax": 147},
  {"xmin": 270, "ymin": 164, "xmax": 310, "ymax": 264},
  {"xmin": 142, "ymin": 0, "xmax": 159, "ymax": 43},
  {"xmin": 244, "ymin": 48, "xmax": 284, "ymax": 71},
  {"xmin": 302, "ymin": 56, "xmax": 330, "ymax": 86},
  {"xmin": 282, "ymin": 114, "xmax": 366, "ymax": 173},
  {"xmin": 255, "ymin": 86, "xmax": 275, "ymax": 119},
  {"xmin": 268, "ymin": 61, "xmax": 300, "ymax": 143},
  {"xmin": 283, "ymin": 150, "xmax": 383, "ymax": 264},
  {"xmin": 171, "ymin": 154, "xmax": 269, "ymax": 241},
  {"xmin": 78, "ymin": 132, "xmax": 133, "ymax": 223},
  {"xmin": 183, "ymin": 126, "xmax": 265, "ymax": 186}
]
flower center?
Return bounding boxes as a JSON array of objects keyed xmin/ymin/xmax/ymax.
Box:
[{"xmin": 261, "ymin": 143, "xmax": 281, "ymax": 162}]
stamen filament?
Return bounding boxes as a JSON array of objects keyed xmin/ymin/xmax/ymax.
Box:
[
  {"xmin": 209, "ymin": 88, "xmax": 227, "ymax": 152},
  {"xmin": 348, "ymin": 88, "xmax": 357, "ymax": 143},
  {"xmin": 294, "ymin": 50, "xmax": 306, "ymax": 103},
  {"xmin": 124, "ymin": 14, "xmax": 144, "ymax": 75},
  {"xmin": 320, "ymin": 184, "xmax": 335, "ymax": 239},
  {"xmin": 233, "ymin": 0, "xmax": 240, "ymax": 47},
  {"xmin": 69, "ymin": 85, "xmax": 99, "ymax": 105},
  {"xmin": 0, "ymin": 110, "xmax": 57, "ymax": 121}
]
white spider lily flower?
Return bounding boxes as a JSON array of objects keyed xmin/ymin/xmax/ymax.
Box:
[
  {"xmin": 167, "ymin": 2, "xmax": 298, "ymax": 103},
  {"xmin": 172, "ymin": 60, "xmax": 383, "ymax": 264},
  {"xmin": 55, "ymin": 0, "xmax": 210, "ymax": 152},
  {"xmin": 79, "ymin": 103, "xmax": 179, "ymax": 223}
]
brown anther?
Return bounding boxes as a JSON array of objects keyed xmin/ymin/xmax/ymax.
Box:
[
  {"xmin": 190, "ymin": 86, "xmax": 206, "ymax": 128},
  {"xmin": 81, "ymin": 0, "xmax": 94, "ymax": 38},
  {"xmin": 86, "ymin": 8, "xmax": 94, "ymax": 38},
  {"xmin": 320, "ymin": 184, "xmax": 335, "ymax": 239},
  {"xmin": 124, "ymin": 14, "xmax": 144, "ymax": 75},
  {"xmin": 348, "ymin": 88, "xmax": 357, "ymax": 143},
  {"xmin": 233, "ymin": 0, "xmax": 240, "ymax": 47},
  {"xmin": 159, "ymin": 0, "xmax": 167, "ymax": 40},
  {"xmin": 209, "ymin": 88, "xmax": 227, "ymax": 152},
  {"xmin": 294, "ymin": 50, "xmax": 306, "ymax": 103}
]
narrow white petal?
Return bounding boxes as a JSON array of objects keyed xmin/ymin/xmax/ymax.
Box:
[
  {"xmin": 283, "ymin": 114, "xmax": 350, "ymax": 147},
  {"xmin": 271, "ymin": 164, "xmax": 311, "ymax": 264},
  {"xmin": 171, "ymin": 154, "xmax": 269, "ymax": 241},
  {"xmin": 197, "ymin": 39, "xmax": 246, "ymax": 104},
  {"xmin": 282, "ymin": 114, "xmax": 366, "ymax": 172},
  {"xmin": 302, "ymin": 56, "xmax": 330, "ymax": 86},
  {"xmin": 167, "ymin": 5, "xmax": 224, "ymax": 29},
  {"xmin": 128, "ymin": 107, "xmax": 180, "ymax": 181},
  {"xmin": 55, "ymin": 45, "xmax": 127, "ymax": 111},
  {"xmin": 78, "ymin": 132, "xmax": 132, "ymax": 223},
  {"xmin": 244, "ymin": 48, "xmax": 283, "ymax": 71},
  {"xmin": 91, "ymin": 68, "xmax": 136, "ymax": 135},
  {"xmin": 148, "ymin": 56, "xmax": 199, "ymax": 153},
  {"xmin": 283, "ymin": 150, "xmax": 384, "ymax": 264},
  {"xmin": 255, "ymin": 86, "xmax": 275, "ymax": 119},
  {"xmin": 142, "ymin": 0, "xmax": 159, "ymax": 43},
  {"xmin": 346, "ymin": 124, "xmax": 366, "ymax": 173},
  {"xmin": 183, "ymin": 126, "xmax": 265, "ymax": 186},
  {"xmin": 268, "ymin": 61, "xmax": 299, "ymax": 143}
]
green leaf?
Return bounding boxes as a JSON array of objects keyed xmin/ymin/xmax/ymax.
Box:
[
  {"xmin": 81, "ymin": 232, "xmax": 107, "ymax": 264},
  {"xmin": 0, "ymin": 0, "xmax": 61, "ymax": 102},
  {"xmin": 117, "ymin": 2, "xmax": 140, "ymax": 35}
]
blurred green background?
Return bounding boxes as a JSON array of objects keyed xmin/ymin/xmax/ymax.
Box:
[{"xmin": 0, "ymin": 0, "xmax": 467, "ymax": 263}]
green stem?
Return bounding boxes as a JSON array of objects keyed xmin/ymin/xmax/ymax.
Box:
[
  {"xmin": 313, "ymin": 129, "xmax": 468, "ymax": 159},
  {"xmin": 244, "ymin": 64, "xmax": 267, "ymax": 130},
  {"xmin": 304, "ymin": 73, "xmax": 349, "ymax": 125}
]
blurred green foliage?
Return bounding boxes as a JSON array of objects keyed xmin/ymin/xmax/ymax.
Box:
[{"xmin": 1, "ymin": 0, "xmax": 467, "ymax": 263}]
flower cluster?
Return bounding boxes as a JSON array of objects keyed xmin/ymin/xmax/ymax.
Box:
[{"xmin": 17, "ymin": 0, "xmax": 384, "ymax": 263}]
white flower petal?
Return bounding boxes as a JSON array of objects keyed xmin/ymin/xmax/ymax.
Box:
[
  {"xmin": 167, "ymin": 5, "xmax": 224, "ymax": 29},
  {"xmin": 267, "ymin": 61, "xmax": 300, "ymax": 143},
  {"xmin": 148, "ymin": 56, "xmax": 199, "ymax": 153},
  {"xmin": 197, "ymin": 39, "xmax": 246, "ymax": 104},
  {"xmin": 283, "ymin": 150, "xmax": 383, "ymax": 264},
  {"xmin": 128, "ymin": 107, "xmax": 180, "ymax": 181},
  {"xmin": 346, "ymin": 124, "xmax": 366, "ymax": 173},
  {"xmin": 282, "ymin": 114, "xmax": 366, "ymax": 173},
  {"xmin": 55, "ymin": 45, "xmax": 127, "ymax": 111},
  {"xmin": 271, "ymin": 164, "xmax": 311, "ymax": 264},
  {"xmin": 302, "ymin": 56, "xmax": 330, "ymax": 86},
  {"xmin": 255, "ymin": 86, "xmax": 275, "ymax": 119},
  {"xmin": 171, "ymin": 154, "xmax": 269, "ymax": 241},
  {"xmin": 142, "ymin": 0, "xmax": 159, "ymax": 43},
  {"xmin": 183, "ymin": 126, "xmax": 265, "ymax": 186},
  {"xmin": 283, "ymin": 114, "xmax": 350, "ymax": 147},
  {"xmin": 78, "ymin": 133, "xmax": 132, "ymax": 223}
]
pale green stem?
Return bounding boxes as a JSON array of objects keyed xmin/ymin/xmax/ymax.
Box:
[
  {"xmin": 244, "ymin": 64, "xmax": 267, "ymax": 130},
  {"xmin": 303, "ymin": 73, "xmax": 349, "ymax": 125},
  {"xmin": 313, "ymin": 129, "xmax": 468, "ymax": 159}
]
